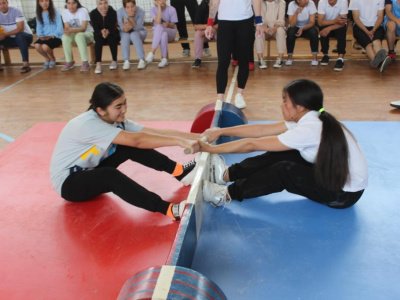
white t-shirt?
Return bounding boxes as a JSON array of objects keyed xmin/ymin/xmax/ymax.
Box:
[
  {"xmin": 287, "ymin": 0, "xmax": 317, "ymax": 28},
  {"xmin": 318, "ymin": 0, "xmax": 348, "ymax": 21},
  {"xmin": 218, "ymin": 0, "xmax": 254, "ymax": 21},
  {"xmin": 50, "ymin": 110, "xmax": 143, "ymax": 195},
  {"xmin": 0, "ymin": 6, "xmax": 32, "ymax": 36},
  {"xmin": 277, "ymin": 111, "xmax": 368, "ymax": 192},
  {"xmin": 349, "ymin": 0, "xmax": 385, "ymax": 26},
  {"xmin": 61, "ymin": 7, "xmax": 93, "ymax": 32}
]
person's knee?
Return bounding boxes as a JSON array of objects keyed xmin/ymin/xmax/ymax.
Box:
[{"xmin": 387, "ymin": 21, "xmax": 396, "ymax": 33}]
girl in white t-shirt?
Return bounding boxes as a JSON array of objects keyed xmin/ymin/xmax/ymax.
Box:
[
  {"xmin": 286, "ymin": 0, "xmax": 319, "ymax": 66},
  {"xmin": 50, "ymin": 82, "xmax": 200, "ymax": 221},
  {"xmin": 61, "ymin": 0, "xmax": 94, "ymax": 72},
  {"xmin": 198, "ymin": 79, "xmax": 368, "ymax": 209}
]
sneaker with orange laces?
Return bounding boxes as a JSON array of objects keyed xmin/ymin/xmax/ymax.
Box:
[{"xmin": 167, "ymin": 200, "xmax": 187, "ymax": 221}]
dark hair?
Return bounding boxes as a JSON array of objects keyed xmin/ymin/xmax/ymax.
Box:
[
  {"xmin": 36, "ymin": 0, "xmax": 56, "ymax": 24},
  {"xmin": 123, "ymin": 0, "xmax": 136, "ymax": 7},
  {"xmin": 65, "ymin": 0, "xmax": 83, "ymax": 9},
  {"xmin": 283, "ymin": 79, "xmax": 349, "ymax": 192},
  {"xmin": 88, "ymin": 82, "xmax": 124, "ymax": 111}
]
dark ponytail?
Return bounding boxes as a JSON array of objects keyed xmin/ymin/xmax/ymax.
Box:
[
  {"xmin": 284, "ymin": 79, "xmax": 349, "ymax": 191},
  {"xmin": 88, "ymin": 82, "xmax": 124, "ymax": 111}
]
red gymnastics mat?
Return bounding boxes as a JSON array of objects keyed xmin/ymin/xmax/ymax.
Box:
[{"xmin": 0, "ymin": 122, "xmax": 193, "ymax": 300}]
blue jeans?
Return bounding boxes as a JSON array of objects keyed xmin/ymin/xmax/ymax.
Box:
[{"xmin": 0, "ymin": 32, "xmax": 33, "ymax": 62}]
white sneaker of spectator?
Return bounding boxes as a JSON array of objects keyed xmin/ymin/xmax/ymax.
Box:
[
  {"xmin": 146, "ymin": 52, "xmax": 154, "ymax": 63},
  {"xmin": 158, "ymin": 58, "xmax": 169, "ymax": 68},
  {"xmin": 258, "ymin": 58, "xmax": 267, "ymax": 69},
  {"xmin": 109, "ymin": 61, "xmax": 118, "ymax": 70},
  {"xmin": 123, "ymin": 60, "xmax": 130, "ymax": 70},
  {"xmin": 311, "ymin": 59, "xmax": 319, "ymax": 66},
  {"xmin": 94, "ymin": 62, "xmax": 102, "ymax": 74},
  {"xmin": 203, "ymin": 48, "xmax": 211, "ymax": 57},
  {"xmin": 137, "ymin": 59, "xmax": 146, "ymax": 70}
]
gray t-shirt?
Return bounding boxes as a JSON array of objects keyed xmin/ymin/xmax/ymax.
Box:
[{"xmin": 50, "ymin": 109, "xmax": 143, "ymax": 195}]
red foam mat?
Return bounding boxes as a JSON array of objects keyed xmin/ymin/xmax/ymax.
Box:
[{"xmin": 0, "ymin": 122, "xmax": 193, "ymax": 299}]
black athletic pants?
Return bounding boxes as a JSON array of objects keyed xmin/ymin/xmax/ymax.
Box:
[
  {"xmin": 170, "ymin": 0, "xmax": 209, "ymax": 50},
  {"xmin": 61, "ymin": 146, "xmax": 177, "ymax": 214},
  {"xmin": 227, "ymin": 151, "xmax": 363, "ymax": 208},
  {"xmin": 319, "ymin": 25, "xmax": 347, "ymax": 55},
  {"xmin": 216, "ymin": 17, "xmax": 255, "ymax": 94},
  {"xmin": 286, "ymin": 26, "xmax": 319, "ymax": 54},
  {"xmin": 93, "ymin": 32, "xmax": 119, "ymax": 62}
]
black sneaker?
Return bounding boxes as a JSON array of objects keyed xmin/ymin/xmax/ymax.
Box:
[
  {"xmin": 320, "ymin": 55, "xmax": 330, "ymax": 65},
  {"xmin": 192, "ymin": 58, "xmax": 201, "ymax": 68},
  {"xmin": 334, "ymin": 59, "xmax": 344, "ymax": 71},
  {"xmin": 175, "ymin": 159, "xmax": 197, "ymax": 185}
]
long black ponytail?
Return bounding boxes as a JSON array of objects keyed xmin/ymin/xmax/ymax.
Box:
[{"xmin": 283, "ymin": 79, "xmax": 349, "ymax": 191}]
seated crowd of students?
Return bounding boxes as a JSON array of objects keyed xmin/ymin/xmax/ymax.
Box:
[{"xmin": 0, "ymin": 0, "xmax": 399, "ymax": 74}]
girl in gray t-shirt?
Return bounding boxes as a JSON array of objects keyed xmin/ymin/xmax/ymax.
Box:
[{"xmin": 50, "ymin": 82, "xmax": 199, "ymax": 221}]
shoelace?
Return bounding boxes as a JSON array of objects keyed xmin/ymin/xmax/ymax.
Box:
[{"xmin": 183, "ymin": 159, "xmax": 196, "ymax": 171}]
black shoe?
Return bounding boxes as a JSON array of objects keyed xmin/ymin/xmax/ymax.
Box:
[
  {"xmin": 370, "ymin": 49, "xmax": 387, "ymax": 68},
  {"xmin": 379, "ymin": 55, "xmax": 392, "ymax": 73},
  {"xmin": 175, "ymin": 160, "xmax": 196, "ymax": 183},
  {"xmin": 192, "ymin": 58, "xmax": 201, "ymax": 68},
  {"xmin": 320, "ymin": 55, "xmax": 330, "ymax": 65},
  {"xmin": 334, "ymin": 59, "xmax": 344, "ymax": 71}
]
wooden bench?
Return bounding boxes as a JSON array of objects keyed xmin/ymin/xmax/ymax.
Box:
[{"xmin": 0, "ymin": 42, "xmax": 96, "ymax": 66}]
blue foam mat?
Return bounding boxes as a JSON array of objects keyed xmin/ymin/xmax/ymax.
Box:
[{"xmin": 191, "ymin": 121, "xmax": 400, "ymax": 300}]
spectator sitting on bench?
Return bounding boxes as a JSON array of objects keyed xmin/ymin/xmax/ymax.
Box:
[
  {"xmin": 191, "ymin": 0, "xmax": 217, "ymax": 68},
  {"xmin": 255, "ymin": 0, "xmax": 286, "ymax": 69},
  {"xmin": 90, "ymin": 0, "xmax": 119, "ymax": 74},
  {"xmin": 380, "ymin": 0, "xmax": 400, "ymax": 72},
  {"xmin": 0, "ymin": 0, "xmax": 33, "ymax": 73},
  {"xmin": 61, "ymin": 0, "xmax": 94, "ymax": 72},
  {"xmin": 349, "ymin": 0, "xmax": 386, "ymax": 71},
  {"xmin": 117, "ymin": 0, "xmax": 147, "ymax": 71},
  {"xmin": 34, "ymin": 0, "xmax": 64, "ymax": 70},
  {"xmin": 317, "ymin": 0, "xmax": 348, "ymax": 72},
  {"xmin": 145, "ymin": 0, "xmax": 178, "ymax": 68},
  {"xmin": 286, "ymin": 0, "xmax": 319, "ymax": 66}
]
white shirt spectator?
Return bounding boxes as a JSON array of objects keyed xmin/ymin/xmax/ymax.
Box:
[{"xmin": 349, "ymin": 0, "xmax": 385, "ymax": 26}]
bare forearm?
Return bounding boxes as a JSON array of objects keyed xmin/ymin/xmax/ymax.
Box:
[
  {"xmin": 209, "ymin": 0, "xmax": 220, "ymax": 19},
  {"xmin": 143, "ymin": 127, "xmax": 200, "ymax": 140},
  {"xmin": 215, "ymin": 122, "xmax": 286, "ymax": 139}
]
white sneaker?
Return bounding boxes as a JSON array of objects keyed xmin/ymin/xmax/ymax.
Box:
[
  {"xmin": 285, "ymin": 59, "xmax": 293, "ymax": 66},
  {"xmin": 179, "ymin": 156, "xmax": 198, "ymax": 186},
  {"xmin": 158, "ymin": 58, "xmax": 169, "ymax": 68},
  {"xmin": 203, "ymin": 181, "xmax": 231, "ymax": 207},
  {"xmin": 146, "ymin": 52, "xmax": 154, "ymax": 63},
  {"xmin": 94, "ymin": 63, "xmax": 102, "ymax": 74},
  {"xmin": 234, "ymin": 93, "xmax": 247, "ymax": 109},
  {"xmin": 137, "ymin": 59, "xmax": 146, "ymax": 70},
  {"xmin": 203, "ymin": 48, "xmax": 211, "ymax": 57},
  {"xmin": 273, "ymin": 59, "xmax": 282, "ymax": 68},
  {"xmin": 258, "ymin": 58, "xmax": 267, "ymax": 69},
  {"xmin": 122, "ymin": 60, "xmax": 130, "ymax": 70},
  {"xmin": 209, "ymin": 154, "xmax": 227, "ymax": 185},
  {"xmin": 182, "ymin": 49, "xmax": 190, "ymax": 57},
  {"xmin": 171, "ymin": 200, "xmax": 187, "ymax": 221},
  {"xmin": 109, "ymin": 61, "xmax": 118, "ymax": 70},
  {"xmin": 311, "ymin": 59, "xmax": 319, "ymax": 66}
]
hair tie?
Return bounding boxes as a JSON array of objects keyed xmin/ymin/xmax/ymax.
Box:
[{"xmin": 318, "ymin": 107, "xmax": 325, "ymax": 114}]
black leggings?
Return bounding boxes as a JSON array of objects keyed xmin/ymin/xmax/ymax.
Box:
[
  {"xmin": 227, "ymin": 151, "xmax": 363, "ymax": 208},
  {"xmin": 216, "ymin": 17, "xmax": 255, "ymax": 94},
  {"xmin": 286, "ymin": 26, "xmax": 319, "ymax": 54},
  {"xmin": 319, "ymin": 25, "xmax": 347, "ymax": 55},
  {"xmin": 93, "ymin": 32, "xmax": 119, "ymax": 62},
  {"xmin": 61, "ymin": 146, "xmax": 177, "ymax": 214}
]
